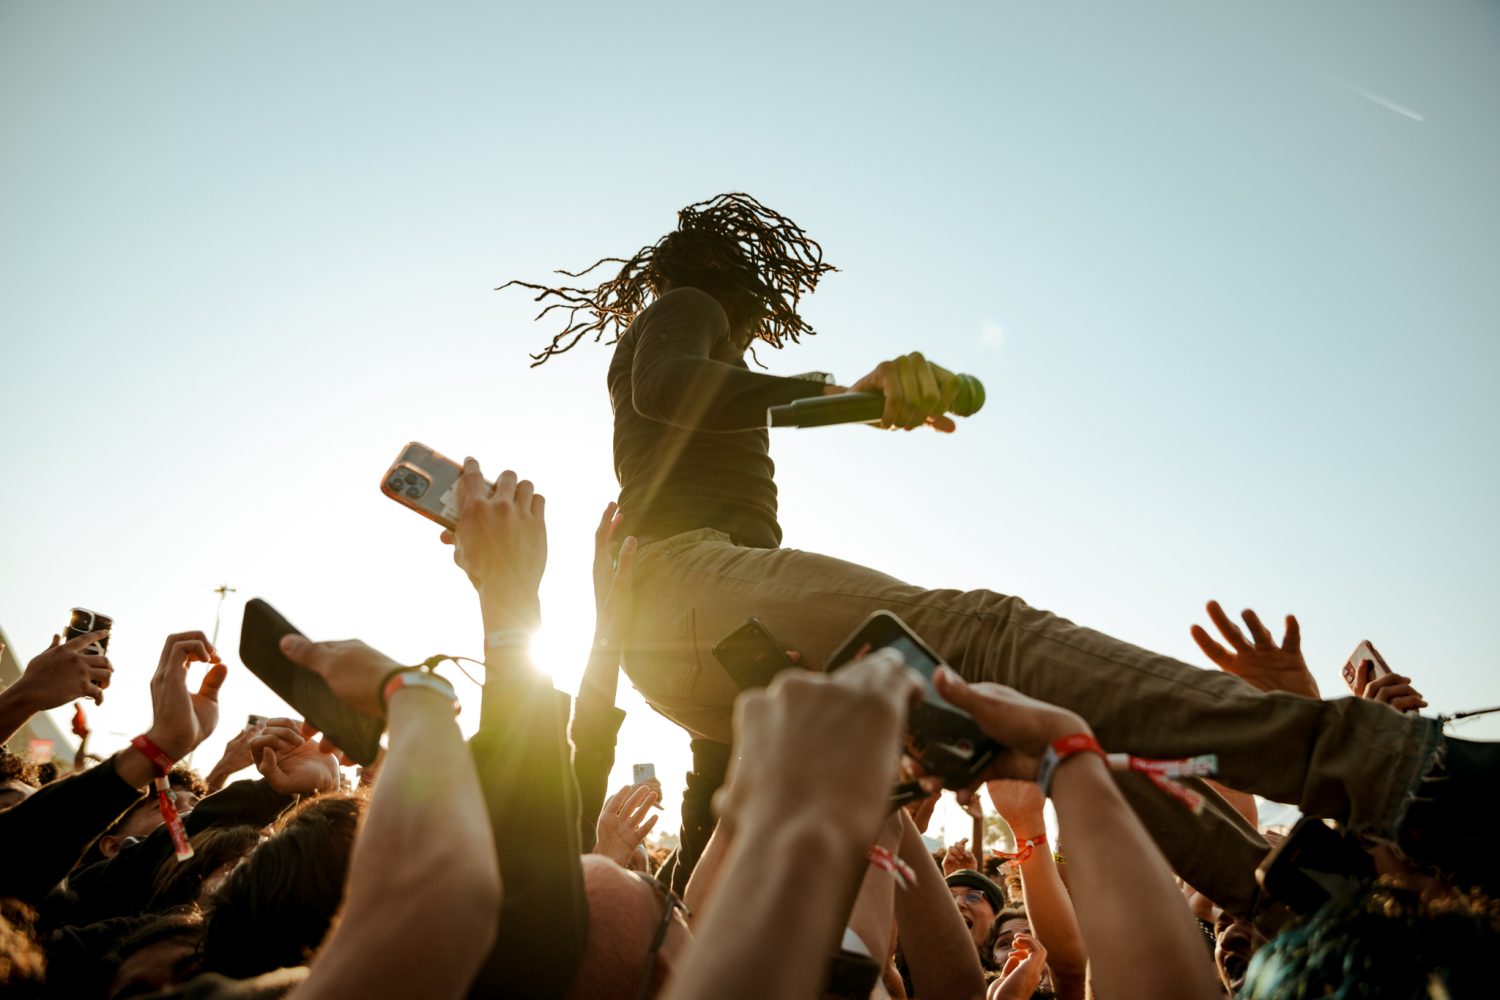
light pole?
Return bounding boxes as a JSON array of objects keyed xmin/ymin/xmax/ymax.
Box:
[{"xmin": 211, "ymin": 584, "xmax": 237, "ymax": 648}]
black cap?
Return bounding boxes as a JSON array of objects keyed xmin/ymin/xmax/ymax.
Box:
[{"xmin": 945, "ymin": 869, "xmax": 1004, "ymax": 913}]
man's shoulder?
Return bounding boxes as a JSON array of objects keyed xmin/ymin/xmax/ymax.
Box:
[{"xmin": 634, "ymin": 286, "xmax": 730, "ymax": 333}]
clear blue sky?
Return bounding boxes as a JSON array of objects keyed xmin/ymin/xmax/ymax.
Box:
[{"xmin": 3, "ymin": 1, "xmax": 1496, "ymax": 841}]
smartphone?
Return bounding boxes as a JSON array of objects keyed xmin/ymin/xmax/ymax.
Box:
[
  {"xmin": 1341, "ymin": 640, "xmax": 1392, "ymax": 692},
  {"xmin": 380, "ymin": 442, "xmax": 490, "ymax": 531},
  {"xmin": 65, "ymin": 607, "xmax": 112, "ymax": 655},
  {"xmin": 632, "ymin": 763, "xmax": 656, "ymax": 785},
  {"xmin": 826, "ymin": 610, "xmax": 1001, "ymax": 788},
  {"xmin": 1256, "ymin": 816, "xmax": 1374, "ymax": 914},
  {"xmin": 712, "ymin": 617, "xmax": 796, "ymax": 690},
  {"xmin": 238, "ymin": 598, "xmax": 384, "ymax": 766}
]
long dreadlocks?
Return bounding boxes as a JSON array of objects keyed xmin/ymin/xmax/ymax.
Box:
[{"xmin": 500, "ymin": 193, "xmax": 836, "ymax": 366}]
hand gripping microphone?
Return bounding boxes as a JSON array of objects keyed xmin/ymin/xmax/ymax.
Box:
[{"xmin": 767, "ymin": 374, "xmax": 985, "ymax": 428}]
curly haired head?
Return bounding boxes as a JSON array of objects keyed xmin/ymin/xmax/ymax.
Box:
[{"xmin": 501, "ymin": 192, "xmax": 836, "ymax": 365}]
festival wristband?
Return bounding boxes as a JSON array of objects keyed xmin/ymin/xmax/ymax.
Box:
[
  {"xmin": 129, "ymin": 734, "xmax": 176, "ymax": 777},
  {"xmin": 157, "ymin": 777, "xmax": 194, "ymax": 862},
  {"xmin": 1036, "ymin": 733, "xmax": 1105, "ymax": 798},
  {"xmin": 867, "ymin": 844, "xmax": 915, "ymax": 890},
  {"xmin": 485, "ymin": 627, "xmax": 533, "ymax": 649},
  {"xmin": 993, "ymin": 834, "xmax": 1048, "ymax": 865},
  {"xmin": 382, "ymin": 670, "xmax": 460, "ymax": 714}
]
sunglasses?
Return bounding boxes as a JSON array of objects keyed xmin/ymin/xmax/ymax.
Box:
[{"xmin": 632, "ymin": 872, "xmax": 691, "ymax": 1000}]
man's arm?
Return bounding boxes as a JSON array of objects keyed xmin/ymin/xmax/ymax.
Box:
[
  {"xmin": 662, "ymin": 652, "xmax": 920, "ymax": 1000},
  {"xmin": 892, "ymin": 809, "xmax": 987, "ymax": 1000},
  {"xmin": 291, "ymin": 682, "xmax": 500, "ymax": 1000},
  {"xmin": 0, "ymin": 630, "xmax": 115, "ymax": 743},
  {"xmin": 986, "ymin": 780, "xmax": 1087, "ymax": 1000},
  {"xmin": 934, "ymin": 669, "xmax": 1222, "ymax": 1000},
  {"xmin": 631, "ymin": 288, "xmax": 826, "ymax": 431}
]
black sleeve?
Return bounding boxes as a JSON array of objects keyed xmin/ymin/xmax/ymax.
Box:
[
  {"xmin": 53, "ymin": 777, "xmax": 295, "ymax": 928},
  {"xmin": 631, "ymin": 288, "xmax": 826, "ymax": 432},
  {"xmin": 466, "ymin": 653, "xmax": 588, "ymax": 1000},
  {"xmin": 569, "ymin": 690, "xmax": 627, "ymax": 853},
  {"xmin": 0, "ymin": 755, "xmax": 143, "ymax": 903}
]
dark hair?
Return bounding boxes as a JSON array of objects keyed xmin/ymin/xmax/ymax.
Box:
[
  {"xmin": 147, "ymin": 824, "xmax": 262, "ymax": 912},
  {"xmin": 0, "ymin": 751, "xmax": 39, "ymax": 789},
  {"xmin": 1241, "ymin": 880, "xmax": 1500, "ymax": 998},
  {"xmin": 501, "ymin": 192, "xmax": 836, "ymax": 365},
  {"xmin": 0, "ymin": 898, "xmax": 44, "ymax": 996},
  {"xmin": 200, "ymin": 793, "xmax": 364, "ymax": 978}
]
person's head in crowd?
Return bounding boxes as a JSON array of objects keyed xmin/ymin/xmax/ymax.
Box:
[
  {"xmin": 566, "ymin": 855, "xmax": 692, "ymax": 1000},
  {"xmin": 988, "ymin": 904, "xmax": 1032, "ymax": 970},
  {"xmin": 946, "ymin": 869, "xmax": 1005, "ymax": 955},
  {"xmin": 106, "ymin": 909, "xmax": 205, "ymax": 1000},
  {"xmin": 0, "ymin": 751, "xmax": 40, "ymax": 811},
  {"xmin": 148, "ymin": 825, "xmax": 263, "ymax": 912},
  {"xmin": 1240, "ymin": 880, "xmax": 1498, "ymax": 998},
  {"xmin": 1211, "ymin": 908, "xmax": 1263, "ymax": 996},
  {"xmin": 200, "ymin": 793, "xmax": 364, "ymax": 978},
  {"xmin": 0, "ymin": 898, "xmax": 44, "ymax": 998},
  {"xmin": 90, "ymin": 766, "xmax": 208, "ymax": 863},
  {"xmin": 33, "ymin": 761, "xmax": 60, "ymax": 786}
]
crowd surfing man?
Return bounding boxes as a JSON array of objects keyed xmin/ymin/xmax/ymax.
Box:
[{"xmin": 504, "ymin": 192, "xmax": 1499, "ymax": 917}]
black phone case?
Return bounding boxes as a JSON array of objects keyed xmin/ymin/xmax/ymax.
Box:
[
  {"xmin": 711, "ymin": 618, "xmax": 796, "ymax": 691},
  {"xmin": 239, "ymin": 598, "xmax": 385, "ymax": 766},
  {"xmin": 826, "ymin": 610, "xmax": 1001, "ymax": 786}
]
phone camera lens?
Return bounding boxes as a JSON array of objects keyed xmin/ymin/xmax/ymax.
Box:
[
  {"xmin": 403, "ymin": 471, "xmax": 419, "ymax": 485},
  {"xmin": 405, "ymin": 486, "xmax": 421, "ymax": 498},
  {"xmin": 387, "ymin": 476, "xmax": 404, "ymax": 491},
  {"xmin": 408, "ymin": 480, "xmax": 428, "ymax": 497}
]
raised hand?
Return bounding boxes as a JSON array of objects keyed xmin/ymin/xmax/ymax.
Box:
[
  {"xmin": 146, "ymin": 631, "xmax": 228, "ymax": 761},
  {"xmin": 445, "ymin": 459, "xmax": 547, "ymax": 627},
  {"xmin": 591, "ymin": 501, "xmax": 638, "ymax": 647},
  {"xmin": 1189, "ymin": 600, "xmax": 1317, "ymax": 698},
  {"xmin": 930, "ymin": 667, "xmax": 1091, "ymax": 786},
  {"xmin": 846, "ymin": 351, "xmax": 962, "ymax": 432},
  {"xmin": 592, "ymin": 783, "xmax": 660, "ymax": 866},
  {"xmin": 206, "ymin": 720, "xmax": 266, "ymax": 791},
  {"xmin": 942, "ymin": 837, "xmax": 978, "ymax": 875},
  {"xmin": 279, "ymin": 634, "xmax": 404, "ymax": 718},
  {"xmin": 986, "ymin": 779, "xmax": 1047, "ymax": 843},
  {"xmin": 718, "ymin": 649, "xmax": 920, "ymax": 847},
  {"xmin": 989, "ymin": 933, "xmax": 1048, "ymax": 1000},
  {"xmin": 252, "ymin": 718, "xmax": 340, "ymax": 794},
  {"xmin": 1351, "ymin": 660, "xmax": 1428, "ymax": 714},
  {"xmin": 13, "ymin": 631, "xmax": 114, "ymax": 708}
]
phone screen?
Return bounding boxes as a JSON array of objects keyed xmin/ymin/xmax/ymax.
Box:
[{"xmin": 878, "ymin": 634, "xmax": 959, "ymax": 709}]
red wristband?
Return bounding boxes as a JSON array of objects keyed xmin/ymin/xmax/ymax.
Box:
[
  {"xmin": 994, "ymin": 834, "xmax": 1048, "ymax": 865},
  {"xmin": 1036, "ymin": 732, "xmax": 1104, "ymax": 798},
  {"xmin": 130, "ymin": 734, "xmax": 176, "ymax": 777}
]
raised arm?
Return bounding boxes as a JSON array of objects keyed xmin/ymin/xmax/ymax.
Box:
[
  {"xmin": 894, "ymin": 808, "xmax": 987, "ymax": 1000},
  {"xmin": 0, "ymin": 630, "xmax": 115, "ymax": 743},
  {"xmin": 933, "ymin": 668, "xmax": 1221, "ymax": 1000},
  {"xmin": 630, "ymin": 288, "xmax": 827, "ymax": 431},
  {"xmin": 985, "ymin": 780, "xmax": 1087, "ymax": 1000},
  {"xmin": 285, "ymin": 638, "xmax": 499, "ymax": 1000},
  {"xmin": 662, "ymin": 651, "xmax": 920, "ymax": 1000}
]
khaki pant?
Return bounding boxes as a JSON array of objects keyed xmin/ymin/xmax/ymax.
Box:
[{"xmin": 621, "ymin": 529, "xmax": 1439, "ymax": 917}]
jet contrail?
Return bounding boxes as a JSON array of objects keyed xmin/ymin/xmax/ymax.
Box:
[{"xmin": 1326, "ymin": 74, "xmax": 1425, "ymax": 122}]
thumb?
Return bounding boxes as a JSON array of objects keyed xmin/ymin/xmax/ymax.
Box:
[
  {"xmin": 260, "ymin": 747, "xmax": 288, "ymax": 782},
  {"xmin": 199, "ymin": 661, "xmax": 229, "ymax": 700},
  {"xmin": 279, "ymin": 634, "xmax": 314, "ymax": 669},
  {"xmin": 933, "ymin": 666, "xmax": 987, "ymax": 718}
]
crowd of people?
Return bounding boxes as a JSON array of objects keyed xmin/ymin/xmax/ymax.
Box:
[
  {"xmin": 0, "ymin": 461, "xmax": 1494, "ymax": 999},
  {"xmin": 3, "ymin": 191, "xmax": 1497, "ymax": 998}
]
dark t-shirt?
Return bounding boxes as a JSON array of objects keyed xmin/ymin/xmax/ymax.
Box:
[{"xmin": 608, "ymin": 287, "xmax": 826, "ymax": 549}]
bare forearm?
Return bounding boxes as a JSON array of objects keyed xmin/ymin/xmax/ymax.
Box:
[
  {"xmin": 0, "ymin": 685, "xmax": 37, "ymax": 744},
  {"xmin": 576, "ymin": 641, "xmax": 621, "ymax": 710},
  {"xmin": 1017, "ymin": 852, "xmax": 1087, "ymax": 1000},
  {"xmin": 894, "ymin": 810, "xmax": 985, "ymax": 1000},
  {"xmin": 1050, "ymin": 758, "xmax": 1219, "ymax": 1000},
  {"xmin": 297, "ymin": 693, "xmax": 498, "ymax": 1000},
  {"xmin": 663, "ymin": 817, "xmax": 863, "ymax": 1000}
]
